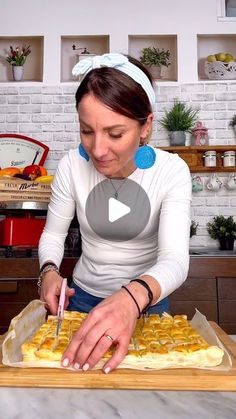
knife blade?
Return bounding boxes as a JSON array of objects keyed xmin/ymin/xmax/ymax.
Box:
[{"xmin": 55, "ymin": 277, "xmax": 67, "ymax": 337}]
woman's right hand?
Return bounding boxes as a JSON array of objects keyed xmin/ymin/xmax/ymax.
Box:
[{"xmin": 39, "ymin": 271, "xmax": 75, "ymax": 314}]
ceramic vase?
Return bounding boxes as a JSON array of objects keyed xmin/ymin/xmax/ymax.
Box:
[{"xmin": 12, "ymin": 65, "xmax": 24, "ymax": 81}]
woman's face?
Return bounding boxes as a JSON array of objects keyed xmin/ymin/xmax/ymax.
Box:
[{"xmin": 78, "ymin": 94, "xmax": 152, "ymax": 178}]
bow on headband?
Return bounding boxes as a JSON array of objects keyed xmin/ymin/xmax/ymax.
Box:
[
  {"xmin": 72, "ymin": 53, "xmax": 156, "ymax": 108},
  {"xmin": 72, "ymin": 53, "xmax": 128, "ymax": 77}
]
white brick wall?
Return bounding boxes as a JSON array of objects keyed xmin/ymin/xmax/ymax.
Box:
[
  {"xmin": 0, "ymin": 81, "xmax": 236, "ymax": 248},
  {"xmin": 190, "ymin": 173, "xmax": 236, "ymax": 248}
]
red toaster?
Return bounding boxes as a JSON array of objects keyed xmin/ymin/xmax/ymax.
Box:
[{"xmin": 0, "ymin": 216, "xmax": 46, "ymax": 247}]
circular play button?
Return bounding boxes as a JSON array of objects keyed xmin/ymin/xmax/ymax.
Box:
[{"xmin": 85, "ymin": 178, "xmax": 151, "ymax": 241}]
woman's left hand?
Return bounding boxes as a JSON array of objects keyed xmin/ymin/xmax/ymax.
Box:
[{"xmin": 61, "ymin": 288, "xmax": 139, "ymax": 373}]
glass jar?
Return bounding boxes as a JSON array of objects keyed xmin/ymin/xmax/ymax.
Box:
[
  {"xmin": 222, "ymin": 151, "xmax": 235, "ymax": 167},
  {"xmin": 203, "ymin": 150, "xmax": 217, "ymax": 167}
]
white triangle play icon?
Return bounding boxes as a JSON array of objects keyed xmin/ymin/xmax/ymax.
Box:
[{"xmin": 108, "ymin": 197, "xmax": 131, "ymax": 223}]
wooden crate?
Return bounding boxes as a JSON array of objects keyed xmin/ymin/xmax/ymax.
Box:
[{"xmin": 0, "ymin": 178, "xmax": 51, "ymax": 202}]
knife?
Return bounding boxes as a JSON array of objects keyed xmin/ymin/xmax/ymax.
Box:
[{"xmin": 55, "ymin": 277, "xmax": 67, "ymax": 337}]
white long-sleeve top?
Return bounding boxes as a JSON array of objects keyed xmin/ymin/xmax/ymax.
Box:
[{"xmin": 38, "ymin": 146, "xmax": 192, "ymax": 302}]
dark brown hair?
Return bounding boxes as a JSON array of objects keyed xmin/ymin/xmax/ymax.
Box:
[{"xmin": 75, "ymin": 56, "xmax": 153, "ymax": 125}]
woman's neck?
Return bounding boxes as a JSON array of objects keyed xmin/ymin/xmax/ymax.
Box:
[{"xmin": 107, "ymin": 162, "xmax": 137, "ymax": 179}]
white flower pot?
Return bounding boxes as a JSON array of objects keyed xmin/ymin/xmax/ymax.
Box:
[{"xmin": 12, "ymin": 66, "xmax": 24, "ymax": 81}]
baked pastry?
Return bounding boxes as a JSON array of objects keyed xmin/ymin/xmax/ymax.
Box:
[
  {"xmin": 21, "ymin": 311, "xmax": 224, "ymax": 368},
  {"xmin": 21, "ymin": 311, "xmax": 86, "ymax": 362},
  {"xmin": 122, "ymin": 313, "xmax": 224, "ymax": 368}
]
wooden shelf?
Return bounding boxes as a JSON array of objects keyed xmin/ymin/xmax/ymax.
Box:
[
  {"xmin": 159, "ymin": 145, "xmax": 236, "ymax": 172},
  {"xmin": 189, "ymin": 166, "xmax": 236, "ymax": 173}
]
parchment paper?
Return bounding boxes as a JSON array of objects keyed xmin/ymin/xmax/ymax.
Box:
[{"xmin": 1, "ymin": 300, "xmax": 232, "ymax": 371}]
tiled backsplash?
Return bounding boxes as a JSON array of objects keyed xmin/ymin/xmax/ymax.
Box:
[{"xmin": 0, "ymin": 82, "xmax": 236, "ymax": 248}]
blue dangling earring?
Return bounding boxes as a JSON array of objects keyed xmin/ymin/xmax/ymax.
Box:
[
  {"xmin": 134, "ymin": 144, "xmax": 156, "ymax": 169},
  {"xmin": 78, "ymin": 143, "xmax": 89, "ymax": 161}
]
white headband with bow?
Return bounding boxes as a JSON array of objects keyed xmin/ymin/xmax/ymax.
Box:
[{"xmin": 72, "ymin": 53, "xmax": 156, "ymax": 109}]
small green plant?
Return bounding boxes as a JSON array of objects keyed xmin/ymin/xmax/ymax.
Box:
[
  {"xmin": 229, "ymin": 115, "xmax": 236, "ymax": 128},
  {"xmin": 190, "ymin": 220, "xmax": 198, "ymax": 238},
  {"xmin": 6, "ymin": 45, "xmax": 31, "ymax": 66},
  {"xmin": 140, "ymin": 46, "xmax": 171, "ymax": 68},
  {"xmin": 207, "ymin": 215, "xmax": 236, "ymax": 240},
  {"xmin": 159, "ymin": 100, "xmax": 199, "ymax": 132}
]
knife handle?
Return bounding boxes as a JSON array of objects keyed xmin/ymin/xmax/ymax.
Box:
[{"xmin": 57, "ymin": 277, "xmax": 67, "ymax": 318}]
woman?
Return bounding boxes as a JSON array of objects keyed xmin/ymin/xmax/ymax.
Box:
[{"xmin": 38, "ymin": 53, "xmax": 192, "ymax": 373}]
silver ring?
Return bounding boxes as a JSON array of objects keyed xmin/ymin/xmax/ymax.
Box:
[{"xmin": 104, "ymin": 334, "xmax": 114, "ymax": 342}]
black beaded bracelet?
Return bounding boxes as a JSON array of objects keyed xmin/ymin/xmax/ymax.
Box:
[
  {"xmin": 121, "ymin": 285, "xmax": 141, "ymax": 319},
  {"xmin": 130, "ymin": 279, "xmax": 153, "ymax": 315}
]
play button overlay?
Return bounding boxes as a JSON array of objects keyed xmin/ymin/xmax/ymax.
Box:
[
  {"xmin": 85, "ymin": 178, "xmax": 151, "ymax": 241},
  {"xmin": 109, "ymin": 198, "xmax": 131, "ymax": 223}
]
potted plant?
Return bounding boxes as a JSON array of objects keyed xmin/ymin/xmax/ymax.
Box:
[
  {"xmin": 159, "ymin": 100, "xmax": 199, "ymax": 145},
  {"xmin": 229, "ymin": 114, "xmax": 236, "ymax": 136},
  {"xmin": 190, "ymin": 220, "xmax": 199, "ymax": 238},
  {"xmin": 6, "ymin": 45, "xmax": 31, "ymax": 81},
  {"xmin": 140, "ymin": 46, "xmax": 171, "ymax": 79},
  {"xmin": 207, "ymin": 215, "xmax": 236, "ymax": 251}
]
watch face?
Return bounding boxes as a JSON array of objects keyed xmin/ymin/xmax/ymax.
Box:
[{"xmin": 0, "ymin": 134, "xmax": 49, "ymax": 168}]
